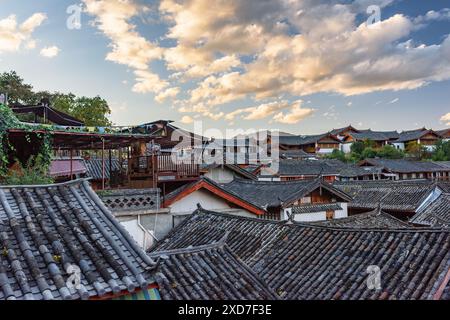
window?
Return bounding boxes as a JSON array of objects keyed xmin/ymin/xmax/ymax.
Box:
[{"xmin": 326, "ymin": 210, "xmax": 335, "ymax": 220}]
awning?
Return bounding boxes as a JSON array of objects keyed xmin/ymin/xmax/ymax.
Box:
[{"xmin": 50, "ymin": 159, "xmax": 87, "ymax": 177}]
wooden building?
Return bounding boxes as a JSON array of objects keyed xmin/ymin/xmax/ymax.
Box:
[{"xmin": 279, "ymin": 133, "xmax": 341, "ymax": 155}]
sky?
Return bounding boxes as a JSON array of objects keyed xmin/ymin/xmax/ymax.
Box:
[{"xmin": 0, "ymin": 0, "xmax": 449, "ymax": 137}]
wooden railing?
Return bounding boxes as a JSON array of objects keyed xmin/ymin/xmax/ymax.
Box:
[{"xmin": 128, "ymin": 154, "xmax": 199, "ymax": 179}]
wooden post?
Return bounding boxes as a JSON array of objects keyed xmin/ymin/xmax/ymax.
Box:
[
  {"xmin": 109, "ymin": 149, "xmax": 113, "ymax": 188},
  {"xmin": 70, "ymin": 149, "xmax": 73, "ymax": 180},
  {"xmin": 101, "ymin": 138, "xmax": 105, "ymax": 190}
]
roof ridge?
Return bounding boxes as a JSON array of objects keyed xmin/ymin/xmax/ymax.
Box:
[{"xmin": 0, "ymin": 178, "xmax": 90, "ymax": 189}]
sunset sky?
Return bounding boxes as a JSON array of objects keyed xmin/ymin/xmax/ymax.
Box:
[{"xmin": 1, "ymin": 0, "xmax": 449, "ymax": 135}]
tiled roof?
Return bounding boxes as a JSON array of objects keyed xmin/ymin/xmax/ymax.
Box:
[
  {"xmin": 292, "ymin": 203, "xmax": 342, "ymax": 214},
  {"xmin": 337, "ymin": 164, "xmax": 383, "ymax": 178},
  {"xmin": 329, "ymin": 126, "xmax": 360, "ymax": 136},
  {"xmin": 273, "ymin": 159, "xmax": 347, "ymax": 176},
  {"xmin": 84, "ymin": 158, "xmax": 121, "ymax": 180},
  {"xmin": 333, "ymin": 180, "xmax": 437, "ymax": 212},
  {"xmin": 150, "ymin": 241, "xmax": 278, "ymax": 300},
  {"xmin": 279, "ymin": 133, "xmax": 340, "ymax": 146},
  {"xmin": 361, "ymin": 159, "xmax": 448, "ymax": 174},
  {"xmin": 310, "ymin": 209, "xmax": 412, "ymax": 228},
  {"xmin": 163, "ymin": 177, "xmax": 265, "ymax": 215},
  {"xmin": 280, "ymin": 149, "xmax": 313, "ymax": 159},
  {"xmin": 349, "ymin": 130, "xmax": 398, "ymax": 142},
  {"xmin": 151, "ymin": 209, "xmax": 450, "ymax": 300},
  {"xmin": 410, "ymin": 193, "xmax": 450, "ymax": 228},
  {"xmin": 395, "ymin": 128, "xmax": 435, "ymax": 143},
  {"xmin": 220, "ymin": 178, "xmax": 352, "ymax": 210},
  {"xmin": 0, "ymin": 179, "xmax": 155, "ymax": 300}
]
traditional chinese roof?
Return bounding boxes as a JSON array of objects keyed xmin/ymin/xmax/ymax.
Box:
[
  {"xmin": 310, "ymin": 209, "xmax": 412, "ymax": 228},
  {"xmin": 333, "ymin": 180, "xmax": 438, "ymax": 213},
  {"xmin": 0, "ymin": 179, "xmax": 156, "ymax": 300},
  {"xmin": 280, "ymin": 149, "xmax": 314, "ymax": 159},
  {"xmin": 395, "ymin": 128, "xmax": 439, "ymax": 143},
  {"xmin": 149, "ymin": 241, "xmax": 278, "ymax": 300},
  {"xmin": 329, "ymin": 125, "xmax": 360, "ymax": 136},
  {"xmin": 220, "ymin": 178, "xmax": 352, "ymax": 210},
  {"xmin": 279, "ymin": 133, "xmax": 340, "ymax": 146},
  {"xmin": 152, "ymin": 209, "xmax": 450, "ymax": 300},
  {"xmin": 264, "ymin": 159, "xmax": 347, "ymax": 177},
  {"xmin": 360, "ymin": 159, "xmax": 449, "ymax": 174},
  {"xmin": 163, "ymin": 177, "xmax": 266, "ymax": 215},
  {"xmin": 338, "ymin": 165, "xmax": 384, "ymax": 178},
  {"xmin": 346, "ymin": 130, "xmax": 399, "ymax": 142},
  {"xmin": 291, "ymin": 203, "xmax": 342, "ymax": 214},
  {"xmin": 84, "ymin": 158, "xmax": 121, "ymax": 180},
  {"xmin": 410, "ymin": 193, "xmax": 450, "ymax": 228}
]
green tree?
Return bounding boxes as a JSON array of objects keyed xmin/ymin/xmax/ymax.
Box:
[
  {"xmin": 377, "ymin": 145, "xmax": 404, "ymax": 159},
  {"xmin": 326, "ymin": 149, "xmax": 347, "ymax": 162},
  {"xmin": 406, "ymin": 141, "xmax": 427, "ymax": 159},
  {"xmin": 361, "ymin": 147, "xmax": 378, "ymax": 159},
  {"xmin": 1, "ymin": 71, "xmax": 112, "ymax": 127},
  {"xmin": 350, "ymin": 141, "xmax": 366, "ymax": 155},
  {"xmin": 71, "ymin": 96, "xmax": 111, "ymax": 126},
  {"xmin": 432, "ymin": 140, "xmax": 450, "ymax": 161},
  {"xmin": 0, "ymin": 71, "xmax": 35, "ymax": 104}
]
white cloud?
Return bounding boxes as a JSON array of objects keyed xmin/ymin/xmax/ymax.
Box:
[
  {"xmin": 388, "ymin": 98, "xmax": 400, "ymax": 104},
  {"xmin": 273, "ymin": 102, "xmax": 315, "ymax": 124},
  {"xmin": 0, "ymin": 13, "xmax": 46, "ymax": 53},
  {"xmin": 225, "ymin": 100, "xmax": 314, "ymax": 124},
  {"xmin": 40, "ymin": 45, "xmax": 60, "ymax": 58},
  {"xmin": 155, "ymin": 87, "xmax": 180, "ymax": 103},
  {"xmin": 180, "ymin": 115, "xmax": 194, "ymax": 124},
  {"xmin": 83, "ymin": 1, "xmax": 450, "ymax": 122},
  {"xmin": 441, "ymin": 113, "xmax": 450, "ymax": 126},
  {"xmin": 83, "ymin": 0, "xmax": 166, "ymax": 94}
]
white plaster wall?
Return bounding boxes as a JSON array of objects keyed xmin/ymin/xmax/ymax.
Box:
[
  {"xmin": 392, "ymin": 142, "xmax": 405, "ymax": 150},
  {"xmin": 169, "ymin": 189, "xmax": 233, "ymax": 214},
  {"xmin": 316, "ymin": 148, "xmax": 338, "ymax": 155},
  {"xmin": 204, "ymin": 167, "xmax": 235, "ymax": 183},
  {"xmin": 283, "ymin": 202, "xmax": 348, "ymax": 222},
  {"xmin": 117, "ymin": 217, "xmax": 154, "ymax": 250},
  {"xmin": 341, "ymin": 143, "xmax": 353, "ymax": 153}
]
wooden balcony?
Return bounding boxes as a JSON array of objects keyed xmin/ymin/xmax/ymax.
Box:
[{"xmin": 127, "ymin": 154, "xmax": 200, "ymax": 187}]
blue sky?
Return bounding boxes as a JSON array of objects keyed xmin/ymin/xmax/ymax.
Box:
[{"xmin": 0, "ymin": 0, "xmax": 449, "ymax": 136}]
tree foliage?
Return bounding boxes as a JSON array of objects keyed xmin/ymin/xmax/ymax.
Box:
[{"xmin": 0, "ymin": 71, "xmax": 111, "ymax": 126}]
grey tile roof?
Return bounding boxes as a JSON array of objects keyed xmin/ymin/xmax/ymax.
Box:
[
  {"xmin": 338, "ymin": 165, "xmax": 383, "ymax": 178},
  {"xmin": 330, "ymin": 126, "xmax": 359, "ymax": 136},
  {"xmin": 220, "ymin": 178, "xmax": 352, "ymax": 210},
  {"xmin": 292, "ymin": 203, "xmax": 342, "ymax": 214},
  {"xmin": 84, "ymin": 158, "xmax": 121, "ymax": 180},
  {"xmin": 395, "ymin": 128, "xmax": 435, "ymax": 143},
  {"xmin": 333, "ymin": 180, "xmax": 437, "ymax": 212},
  {"xmin": 150, "ymin": 242, "xmax": 278, "ymax": 300},
  {"xmin": 280, "ymin": 149, "xmax": 313, "ymax": 159},
  {"xmin": 410, "ymin": 193, "xmax": 450, "ymax": 228},
  {"xmin": 349, "ymin": 130, "xmax": 399, "ymax": 142},
  {"xmin": 152, "ymin": 209, "xmax": 450, "ymax": 300},
  {"xmin": 273, "ymin": 159, "xmax": 347, "ymax": 176},
  {"xmin": 0, "ymin": 179, "xmax": 155, "ymax": 300},
  {"xmin": 361, "ymin": 159, "xmax": 448, "ymax": 174},
  {"xmin": 310, "ymin": 209, "xmax": 412, "ymax": 228},
  {"xmin": 279, "ymin": 133, "xmax": 339, "ymax": 146}
]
